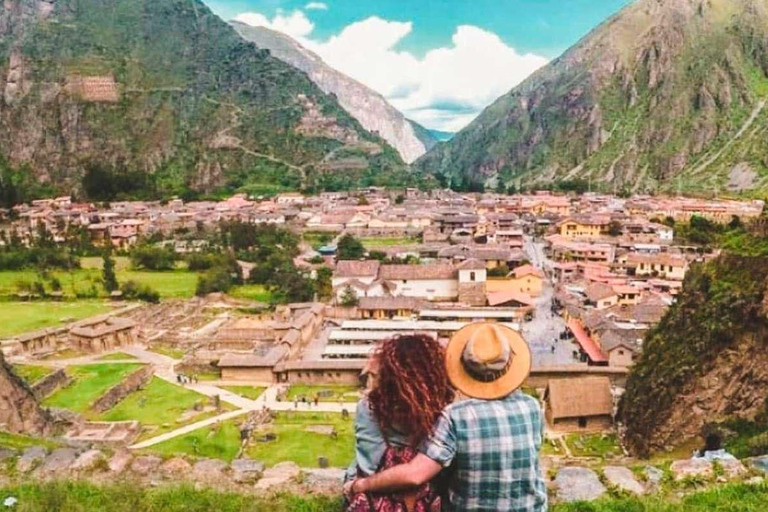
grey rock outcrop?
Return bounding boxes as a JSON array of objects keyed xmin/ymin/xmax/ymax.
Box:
[
  {"xmin": 554, "ymin": 467, "xmax": 607, "ymax": 502},
  {"xmin": 0, "ymin": 354, "xmax": 52, "ymax": 435},
  {"xmin": 108, "ymin": 449, "xmax": 133, "ymax": 474},
  {"xmin": 231, "ymin": 459, "xmax": 265, "ymax": 484},
  {"xmin": 71, "ymin": 449, "xmax": 106, "ymax": 472},
  {"xmin": 255, "ymin": 461, "xmax": 301, "ymax": 491},
  {"xmin": 17, "ymin": 446, "xmax": 47, "ymax": 473},
  {"xmin": 603, "ymin": 466, "xmax": 645, "ymax": 494},
  {"xmin": 38, "ymin": 448, "xmax": 78, "ymax": 476},
  {"xmin": 670, "ymin": 459, "xmax": 713, "ymax": 480},
  {"xmin": 130, "ymin": 455, "xmax": 162, "ymax": 475}
]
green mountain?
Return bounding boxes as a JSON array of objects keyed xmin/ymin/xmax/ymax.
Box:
[
  {"xmin": 0, "ymin": 0, "xmax": 412, "ymax": 201},
  {"xmin": 418, "ymin": 0, "xmax": 768, "ymax": 196}
]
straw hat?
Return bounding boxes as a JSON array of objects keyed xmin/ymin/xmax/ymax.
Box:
[{"xmin": 445, "ymin": 323, "xmax": 532, "ymax": 400}]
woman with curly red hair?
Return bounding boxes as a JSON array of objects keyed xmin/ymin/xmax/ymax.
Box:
[{"xmin": 345, "ymin": 334, "xmax": 454, "ymax": 512}]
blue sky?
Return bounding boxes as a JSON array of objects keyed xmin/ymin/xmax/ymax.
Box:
[{"xmin": 205, "ymin": 0, "xmax": 632, "ymax": 131}]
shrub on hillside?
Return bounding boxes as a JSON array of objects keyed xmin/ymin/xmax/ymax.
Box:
[{"xmin": 120, "ymin": 280, "xmax": 160, "ymax": 303}]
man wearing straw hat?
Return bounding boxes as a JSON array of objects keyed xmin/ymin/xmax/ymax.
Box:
[{"xmin": 345, "ymin": 323, "xmax": 547, "ymax": 511}]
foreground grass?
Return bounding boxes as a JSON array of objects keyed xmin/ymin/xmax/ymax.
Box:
[
  {"xmin": 11, "ymin": 365, "xmax": 54, "ymax": 384},
  {"xmin": 0, "ymin": 301, "xmax": 112, "ymax": 338},
  {"xmin": 43, "ymin": 364, "xmax": 142, "ymax": 412},
  {"xmin": 0, "ymin": 480, "xmax": 766, "ymax": 512},
  {"xmin": 97, "ymin": 377, "xmax": 215, "ymax": 439},
  {"xmin": 286, "ymin": 384, "xmax": 361, "ymax": 403},
  {"xmin": 0, "ymin": 482, "xmax": 341, "ymax": 512}
]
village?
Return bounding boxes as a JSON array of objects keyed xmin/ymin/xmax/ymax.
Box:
[{"xmin": 0, "ymin": 188, "xmax": 766, "ymax": 500}]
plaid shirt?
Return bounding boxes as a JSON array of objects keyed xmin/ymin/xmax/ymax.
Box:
[{"xmin": 419, "ymin": 390, "xmax": 548, "ymax": 511}]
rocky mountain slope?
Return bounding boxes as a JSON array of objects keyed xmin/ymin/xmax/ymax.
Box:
[
  {"xmin": 0, "ymin": 354, "xmax": 51, "ymax": 435},
  {"xmin": 231, "ymin": 22, "xmax": 436, "ymax": 164},
  {"xmin": 419, "ymin": 0, "xmax": 768, "ymax": 195},
  {"xmin": 0, "ymin": 0, "xmax": 409, "ymax": 201},
  {"xmin": 620, "ymin": 254, "xmax": 768, "ymax": 457}
]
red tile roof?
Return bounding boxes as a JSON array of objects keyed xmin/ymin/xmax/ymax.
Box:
[{"xmin": 567, "ymin": 319, "xmax": 607, "ymax": 363}]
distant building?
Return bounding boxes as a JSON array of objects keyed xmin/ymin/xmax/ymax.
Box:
[{"xmin": 544, "ymin": 377, "xmax": 613, "ymax": 432}]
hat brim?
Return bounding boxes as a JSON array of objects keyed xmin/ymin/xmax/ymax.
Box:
[{"xmin": 445, "ymin": 323, "xmax": 532, "ymax": 400}]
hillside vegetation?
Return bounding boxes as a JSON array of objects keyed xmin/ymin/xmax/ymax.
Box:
[
  {"xmin": 0, "ymin": 0, "xmax": 418, "ymax": 202},
  {"xmin": 419, "ymin": 0, "xmax": 768, "ymax": 196}
]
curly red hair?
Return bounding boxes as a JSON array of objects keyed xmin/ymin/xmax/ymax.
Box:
[{"xmin": 367, "ymin": 334, "xmax": 454, "ymax": 446}]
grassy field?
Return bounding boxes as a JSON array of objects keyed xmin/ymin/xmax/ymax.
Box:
[
  {"xmin": 148, "ymin": 345, "xmax": 186, "ymax": 360},
  {"xmin": 96, "ymin": 377, "xmax": 214, "ymax": 436},
  {"xmin": 0, "ymin": 301, "xmax": 112, "ymax": 338},
  {"xmin": 43, "ymin": 363, "xmax": 142, "ymax": 412},
  {"xmin": 0, "ymin": 431, "xmax": 58, "ymax": 452},
  {"xmin": 10, "ymin": 365, "xmax": 54, "ymax": 384},
  {"xmin": 96, "ymin": 352, "xmax": 138, "ymax": 361},
  {"xmin": 1, "ymin": 480, "xmax": 767, "ymax": 512},
  {"xmin": 221, "ymin": 386, "xmax": 266, "ymax": 401},
  {"xmin": 361, "ymin": 236, "xmax": 419, "ymax": 248},
  {"xmin": 285, "ymin": 384, "xmax": 361, "ymax": 403},
  {"xmin": 564, "ymin": 433, "xmax": 622, "ymax": 458},
  {"xmin": 227, "ymin": 284, "xmax": 274, "ymax": 303},
  {"xmin": 149, "ymin": 420, "xmax": 243, "ymax": 462},
  {"xmin": 245, "ymin": 412, "xmax": 354, "ymax": 468}
]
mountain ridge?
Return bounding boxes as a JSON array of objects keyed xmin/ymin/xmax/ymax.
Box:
[
  {"xmin": 417, "ymin": 0, "xmax": 768, "ymax": 196},
  {"xmin": 231, "ymin": 21, "xmax": 437, "ymax": 164}
]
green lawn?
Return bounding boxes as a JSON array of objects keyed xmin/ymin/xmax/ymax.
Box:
[
  {"xmin": 41, "ymin": 348, "xmax": 88, "ymax": 361},
  {"xmin": 97, "ymin": 377, "xmax": 216, "ymax": 439},
  {"xmin": 361, "ymin": 236, "xmax": 419, "ymax": 248},
  {"xmin": 221, "ymin": 386, "xmax": 266, "ymax": 401},
  {"xmin": 43, "ymin": 363, "xmax": 142, "ymax": 412},
  {"xmin": 11, "ymin": 364, "xmax": 54, "ymax": 384},
  {"xmin": 564, "ymin": 433, "xmax": 622, "ymax": 458},
  {"xmin": 228, "ymin": 284, "xmax": 274, "ymax": 303},
  {"xmin": 285, "ymin": 384, "xmax": 361, "ymax": 403},
  {"xmin": 245, "ymin": 412, "xmax": 354, "ymax": 468},
  {"xmin": 149, "ymin": 345, "xmax": 186, "ymax": 360},
  {"xmin": 96, "ymin": 352, "xmax": 138, "ymax": 361},
  {"xmin": 196, "ymin": 370, "xmax": 222, "ymax": 381},
  {"xmin": 0, "ymin": 431, "xmax": 58, "ymax": 452},
  {"xmin": 0, "ymin": 301, "xmax": 112, "ymax": 338},
  {"xmin": 149, "ymin": 419, "xmax": 243, "ymax": 462}
]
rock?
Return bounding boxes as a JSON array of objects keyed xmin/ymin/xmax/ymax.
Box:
[
  {"xmin": 160, "ymin": 457, "xmax": 192, "ymax": 477},
  {"xmin": 719, "ymin": 459, "xmax": 747, "ymax": 478},
  {"xmin": 254, "ymin": 461, "xmax": 301, "ymax": 491},
  {"xmin": 71, "ymin": 449, "xmax": 106, "ymax": 472},
  {"xmin": 0, "ymin": 448, "xmax": 17, "ymax": 462},
  {"xmin": 603, "ymin": 466, "xmax": 645, "ymax": 494},
  {"xmin": 108, "ymin": 450, "xmax": 133, "ymax": 474},
  {"xmin": 747, "ymin": 476, "xmax": 764, "ymax": 485},
  {"xmin": 231, "ymin": 459, "xmax": 264, "ymax": 484},
  {"xmin": 17, "ymin": 446, "xmax": 47, "ymax": 473},
  {"xmin": 192, "ymin": 458, "xmax": 227, "ymax": 483},
  {"xmin": 751, "ymin": 456, "xmax": 768, "ymax": 474},
  {"xmin": 130, "ymin": 455, "xmax": 163, "ymax": 475},
  {"xmin": 302, "ymin": 468, "xmax": 345, "ymax": 490},
  {"xmin": 670, "ymin": 459, "xmax": 713, "ymax": 480},
  {"xmin": 554, "ymin": 467, "xmax": 607, "ymax": 502},
  {"xmin": 38, "ymin": 448, "xmax": 78, "ymax": 475},
  {"xmin": 643, "ymin": 465, "xmax": 665, "ymax": 490}
]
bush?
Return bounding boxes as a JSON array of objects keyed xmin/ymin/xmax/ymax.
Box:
[
  {"xmin": 748, "ymin": 432, "xmax": 768, "ymax": 456},
  {"xmin": 120, "ymin": 280, "xmax": 160, "ymax": 303},
  {"xmin": 196, "ymin": 267, "xmax": 234, "ymax": 296},
  {"xmin": 129, "ymin": 245, "xmax": 177, "ymax": 271},
  {"xmin": 186, "ymin": 252, "xmax": 218, "ymax": 271}
]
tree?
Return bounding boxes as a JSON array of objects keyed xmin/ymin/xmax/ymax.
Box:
[
  {"xmin": 129, "ymin": 244, "xmax": 177, "ymax": 271},
  {"xmin": 102, "ymin": 249, "xmax": 119, "ymax": 293},
  {"xmin": 608, "ymin": 221, "xmax": 623, "ymax": 237},
  {"xmin": 314, "ymin": 267, "xmax": 333, "ymax": 299},
  {"xmin": 336, "ymin": 234, "xmax": 365, "ymax": 260},
  {"xmin": 340, "ymin": 285, "xmax": 359, "ymax": 307}
]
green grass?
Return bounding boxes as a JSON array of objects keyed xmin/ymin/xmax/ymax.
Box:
[
  {"xmin": 228, "ymin": 284, "xmax": 274, "ymax": 303},
  {"xmin": 0, "ymin": 301, "xmax": 112, "ymax": 338},
  {"xmin": 221, "ymin": 386, "xmax": 266, "ymax": 401},
  {"xmin": 43, "ymin": 363, "xmax": 142, "ymax": 412},
  {"xmin": 41, "ymin": 348, "xmax": 87, "ymax": 361},
  {"xmin": 0, "ymin": 431, "xmax": 58, "ymax": 452},
  {"xmin": 97, "ymin": 377, "xmax": 215, "ymax": 439},
  {"xmin": 245, "ymin": 412, "xmax": 354, "ymax": 468},
  {"xmin": 564, "ymin": 433, "xmax": 622, "ymax": 458},
  {"xmin": 149, "ymin": 419, "xmax": 243, "ymax": 462},
  {"xmin": 149, "ymin": 345, "xmax": 186, "ymax": 360},
  {"xmin": 11, "ymin": 365, "xmax": 54, "ymax": 384},
  {"xmin": 285, "ymin": 384, "xmax": 361, "ymax": 403},
  {"xmin": 0, "ymin": 481, "xmax": 342, "ymax": 511},
  {"xmin": 96, "ymin": 352, "xmax": 138, "ymax": 361},
  {"xmin": 196, "ymin": 371, "xmax": 221, "ymax": 382},
  {"xmin": 361, "ymin": 237, "xmax": 419, "ymax": 248}
]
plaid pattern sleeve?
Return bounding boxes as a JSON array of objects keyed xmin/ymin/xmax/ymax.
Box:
[{"xmin": 421, "ymin": 391, "xmax": 548, "ymax": 512}]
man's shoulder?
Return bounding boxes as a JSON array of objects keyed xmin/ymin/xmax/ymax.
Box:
[{"xmin": 445, "ymin": 391, "xmax": 541, "ymax": 417}]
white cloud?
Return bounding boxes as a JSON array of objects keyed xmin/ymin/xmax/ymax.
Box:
[
  {"xmin": 305, "ymin": 2, "xmax": 328, "ymax": 10},
  {"xmin": 235, "ymin": 12, "xmax": 548, "ymax": 132}
]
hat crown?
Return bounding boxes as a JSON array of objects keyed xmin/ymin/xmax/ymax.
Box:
[{"xmin": 468, "ymin": 325, "xmax": 505, "ymax": 363}]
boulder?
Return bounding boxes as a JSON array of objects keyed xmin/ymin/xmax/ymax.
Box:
[
  {"xmin": 254, "ymin": 461, "xmax": 301, "ymax": 491},
  {"xmin": 670, "ymin": 459, "xmax": 713, "ymax": 480},
  {"xmin": 231, "ymin": 459, "xmax": 265, "ymax": 484},
  {"xmin": 130, "ymin": 455, "xmax": 163, "ymax": 475},
  {"xmin": 719, "ymin": 459, "xmax": 747, "ymax": 478},
  {"xmin": 603, "ymin": 466, "xmax": 645, "ymax": 494},
  {"xmin": 191, "ymin": 458, "xmax": 228, "ymax": 483},
  {"xmin": 302, "ymin": 468, "xmax": 345, "ymax": 490},
  {"xmin": 38, "ymin": 448, "xmax": 78, "ymax": 475},
  {"xmin": 751, "ymin": 456, "xmax": 768, "ymax": 474},
  {"xmin": 17, "ymin": 446, "xmax": 47, "ymax": 473},
  {"xmin": 108, "ymin": 450, "xmax": 133, "ymax": 474},
  {"xmin": 0, "ymin": 448, "xmax": 17, "ymax": 462},
  {"xmin": 554, "ymin": 467, "xmax": 607, "ymax": 502},
  {"xmin": 160, "ymin": 457, "xmax": 192, "ymax": 478},
  {"xmin": 71, "ymin": 449, "xmax": 106, "ymax": 472},
  {"xmin": 643, "ymin": 465, "xmax": 665, "ymax": 490}
]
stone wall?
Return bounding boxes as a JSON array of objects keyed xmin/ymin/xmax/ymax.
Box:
[
  {"xmin": 90, "ymin": 365, "xmax": 154, "ymax": 414},
  {"xmin": 0, "ymin": 353, "xmax": 52, "ymax": 435},
  {"xmin": 31, "ymin": 369, "xmax": 70, "ymax": 400}
]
